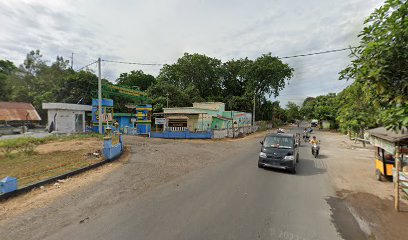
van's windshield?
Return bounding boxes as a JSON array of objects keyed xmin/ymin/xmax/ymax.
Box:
[{"xmin": 264, "ymin": 136, "xmax": 293, "ymax": 149}]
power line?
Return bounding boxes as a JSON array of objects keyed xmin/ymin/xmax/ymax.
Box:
[
  {"xmin": 101, "ymin": 59, "xmax": 164, "ymax": 66},
  {"xmin": 73, "ymin": 46, "xmax": 357, "ymax": 72},
  {"xmin": 76, "ymin": 60, "xmax": 98, "ymax": 71},
  {"xmin": 98, "ymin": 46, "xmax": 357, "ymax": 67},
  {"xmin": 278, "ymin": 47, "xmax": 356, "ymax": 59}
]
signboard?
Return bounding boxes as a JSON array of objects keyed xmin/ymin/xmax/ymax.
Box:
[
  {"xmin": 101, "ymin": 113, "xmax": 113, "ymax": 122},
  {"xmin": 155, "ymin": 118, "xmax": 167, "ymax": 125},
  {"xmin": 370, "ymin": 136, "xmax": 395, "ymax": 153},
  {"xmin": 169, "ymin": 122, "xmax": 186, "ymax": 127}
]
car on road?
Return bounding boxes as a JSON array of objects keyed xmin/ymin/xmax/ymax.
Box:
[
  {"xmin": 258, "ymin": 133, "xmax": 299, "ymax": 173},
  {"xmin": 311, "ymin": 119, "xmax": 318, "ymax": 127}
]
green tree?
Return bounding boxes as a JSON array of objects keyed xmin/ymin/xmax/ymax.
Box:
[
  {"xmin": 0, "ymin": 60, "xmax": 17, "ymax": 101},
  {"xmin": 116, "ymin": 70, "xmax": 156, "ymax": 91},
  {"xmin": 146, "ymin": 82, "xmax": 203, "ymax": 112},
  {"xmin": 300, "ymin": 97, "xmax": 316, "ymax": 120},
  {"xmin": 244, "ymin": 53, "xmax": 293, "ymax": 99},
  {"xmin": 157, "ymin": 53, "xmax": 223, "ymax": 100},
  {"xmin": 221, "ymin": 58, "xmax": 251, "ymax": 98},
  {"xmin": 285, "ymin": 101, "xmax": 301, "ymax": 123},
  {"xmin": 313, "ymin": 93, "xmax": 339, "ymax": 122},
  {"xmin": 336, "ymin": 82, "xmax": 379, "ymax": 134},
  {"xmin": 7, "ymin": 51, "xmax": 73, "ymax": 120},
  {"xmin": 55, "ymin": 71, "xmax": 99, "ymax": 105},
  {"xmin": 340, "ymin": 0, "xmax": 408, "ymax": 131}
]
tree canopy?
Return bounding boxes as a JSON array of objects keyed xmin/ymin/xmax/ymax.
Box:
[
  {"xmin": 340, "ymin": 0, "xmax": 408, "ymax": 131},
  {"xmin": 1, "ymin": 50, "xmax": 293, "ymax": 123}
]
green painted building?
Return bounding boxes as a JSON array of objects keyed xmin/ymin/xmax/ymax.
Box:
[{"xmin": 161, "ymin": 102, "xmax": 252, "ymax": 132}]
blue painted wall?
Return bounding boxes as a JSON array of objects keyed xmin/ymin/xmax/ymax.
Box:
[
  {"xmin": 103, "ymin": 134, "xmax": 124, "ymax": 160},
  {"xmin": 151, "ymin": 131, "xmax": 212, "ymax": 139}
]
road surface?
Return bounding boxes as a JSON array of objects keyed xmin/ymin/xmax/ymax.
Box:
[{"xmin": 41, "ymin": 128, "xmax": 357, "ymax": 240}]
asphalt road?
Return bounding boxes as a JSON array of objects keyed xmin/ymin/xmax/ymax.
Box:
[{"xmin": 45, "ymin": 129, "xmax": 344, "ymax": 240}]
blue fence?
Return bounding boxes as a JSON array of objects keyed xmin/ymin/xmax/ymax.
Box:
[
  {"xmin": 150, "ymin": 131, "xmax": 213, "ymax": 139},
  {"xmin": 103, "ymin": 133, "xmax": 124, "ymax": 160}
]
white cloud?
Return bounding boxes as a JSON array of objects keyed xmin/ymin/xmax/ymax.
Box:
[{"xmin": 0, "ymin": 0, "xmax": 379, "ymax": 104}]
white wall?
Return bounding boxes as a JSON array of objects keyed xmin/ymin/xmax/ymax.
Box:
[
  {"xmin": 213, "ymin": 129, "xmax": 227, "ymax": 139},
  {"xmin": 47, "ymin": 109, "xmax": 86, "ymax": 133},
  {"xmin": 193, "ymin": 102, "xmax": 224, "ymax": 111}
]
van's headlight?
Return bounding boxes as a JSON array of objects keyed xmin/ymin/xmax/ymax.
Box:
[
  {"xmin": 284, "ymin": 155, "xmax": 295, "ymax": 160},
  {"xmin": 259, "ymin": 152, "xmax": 267, "ymax": 158}
]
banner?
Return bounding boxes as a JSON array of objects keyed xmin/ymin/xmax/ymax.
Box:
[{"xmin": 155, "ymin": 118, "xmax": 167, "ymax": 125}]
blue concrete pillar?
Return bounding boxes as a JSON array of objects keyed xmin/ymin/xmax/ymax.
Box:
[{"xmin": 103, "ymin": 137, "xmax": 112, "ymax": 160}]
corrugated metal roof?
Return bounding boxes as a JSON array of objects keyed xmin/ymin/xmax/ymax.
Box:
[
  {"xmin": 0, "ymin": 102, "xmax": 41, "ymax": 121},
  {"xmin": 367, "ymin": 127, "xmax": 408, "ymax": 143}
]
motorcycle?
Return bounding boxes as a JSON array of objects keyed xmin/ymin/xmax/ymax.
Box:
[
  {"xmin": 303, "ymin": 134, "xmax": 310, "ymax": 142},
  {"xmin": 277, "ymin": 128, "xmax": 285, "ymax": 133},
  {"xmin": 312, "ymin": 144, "xmax": 320, "ymax": 158}
]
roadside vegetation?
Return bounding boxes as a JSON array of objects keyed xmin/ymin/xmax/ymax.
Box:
[
  {"xmin": 284, "ymin": 0, "xmax": 408, "ymax": 136},
  {"xmin": 0, "ymin": 134, "xmax": 103, "ymax": 187}
]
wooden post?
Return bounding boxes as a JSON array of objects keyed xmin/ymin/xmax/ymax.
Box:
[
  {"xmin": 395, "ymin": 144, "xmax": 400, "ymax": 211},
  {"xmin": 361, "ymin": 129, "xmax": 366, "ymax": 148}
]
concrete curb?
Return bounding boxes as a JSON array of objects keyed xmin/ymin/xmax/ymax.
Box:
[{"xmin": 0, "ymin": 149, "xmax": 125, "ymax": 202}]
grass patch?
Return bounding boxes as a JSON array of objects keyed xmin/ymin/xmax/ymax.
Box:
[
  {"xmin": 0, "ymin": 133, "xmax": 104, "ymax": 188},
  {"xmin": 0, "ymin": 150, "xmax": 103, "ymax": 188},
  {"xmin": 0, "ymin": 133, "xmax": 102, "ymax": 155}
]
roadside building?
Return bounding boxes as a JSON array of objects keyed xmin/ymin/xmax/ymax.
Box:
[
  {"xmin": 0, "ymin": 102, "xmax": 41, "ymax": 124},
  {"xmin": 0, "ymin": 102, "xmax": 41, "ymax": 134},
  {"xmin": 161, "ymin": 102, "xmax": 251, "ymax": 132},
  {"xmin": 42, "ymin": 103, "xmax": 92, "ymax": 133}
]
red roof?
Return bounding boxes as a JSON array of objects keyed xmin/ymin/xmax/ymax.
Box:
[{"xmin": 0, "ymin": 102, "xmax": 41, "ymax": 121}]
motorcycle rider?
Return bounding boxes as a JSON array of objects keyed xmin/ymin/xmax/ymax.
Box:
[
  {"xmin": 309, "ymin": 136, "xmax": 319, "ymax": 145},
  {"xmin": 309, "ymin": 136, "xmax": 320, "ymax": 155},
  {"xmin": 303, "ymin": 128, "xmax": 310, "ymax": 141}
]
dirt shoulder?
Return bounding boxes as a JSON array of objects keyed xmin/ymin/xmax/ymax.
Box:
[{"xmin": 317, "ymin": 130, "xmax": 408, "ymax": 240}]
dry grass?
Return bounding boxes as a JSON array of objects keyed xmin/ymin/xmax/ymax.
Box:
[{"xmin": 0, "ymin": 137, "xmax": 103, "ymax": 188}]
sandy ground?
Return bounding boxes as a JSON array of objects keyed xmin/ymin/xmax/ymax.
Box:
[
  {"xmin": 35, "ymin": 138, "xmax": 101, "ymax": 154},
  {"xmin": 314, "ymin": 130, "xmax": 408, "ymax": 240}
]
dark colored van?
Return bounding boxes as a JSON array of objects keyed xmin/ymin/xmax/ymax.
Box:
[{"xmin": 258, "ymin": 133, "xmax": 299, "ymax": 174}]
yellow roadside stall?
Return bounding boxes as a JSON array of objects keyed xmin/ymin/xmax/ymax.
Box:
[{"xmin": 367, "ymin": 127, "xmax": 408, "ymax": 211}]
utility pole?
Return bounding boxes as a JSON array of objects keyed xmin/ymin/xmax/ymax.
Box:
[
  {"xmin": 166, "ymin": 93, "xmax": 169, "ymax": 108},
  {"xmin": 98, "ymin": 58, "xmax": 102, "ymax": 134},
  {"xmin": 70, "ymin": 52, "xmax": 74, "ymax": 69},
  {"xmin": 253, "ymin": 90, "xmax": 256, "ymax": 126}
]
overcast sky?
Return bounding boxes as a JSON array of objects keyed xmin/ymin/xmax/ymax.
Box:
[{"xmin": 0, "ymin": 0, "xmax": 380, "ymax": 106}]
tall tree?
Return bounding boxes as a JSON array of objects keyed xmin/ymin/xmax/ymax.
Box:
[
  {"xmin": 336, "ymin": 82, "xmax": 379, "ymax": 133},
  {"xmin": 55, "ymin": 71, "xmax": 99, "ymax": 105},
  {"xmin": 0, "ymin": 60, "xmax": 17, "ymax": 101},
  {"xmin": 221, "ymin": 58, "xmax": 251, "ymax": 98},
  {"xmin": 244, "ymin": 53, "xmax": 293, "ymax": 99},
  {"xmin": 157, "ymin": 53, "xmax": 223, "ymax": 100},
  {"xmin": 285, "ymin": 101, "xmax": 301, "ymax": 123},
  {"xmin": 116, "ymin": 70, "xmax": 156, "ymax": 91},
  {"xmin": 340, "ymin": 0, "xmax": 408, "ymax": 131}
]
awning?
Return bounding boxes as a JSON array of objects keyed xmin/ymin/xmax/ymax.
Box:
[
  {"xmin": 367, "ymin": 127, "xmax": 408, "ymax": 143},
  {"xmin": 213, "ymin": 115, "xmax": 232, "ymax": 121}
]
